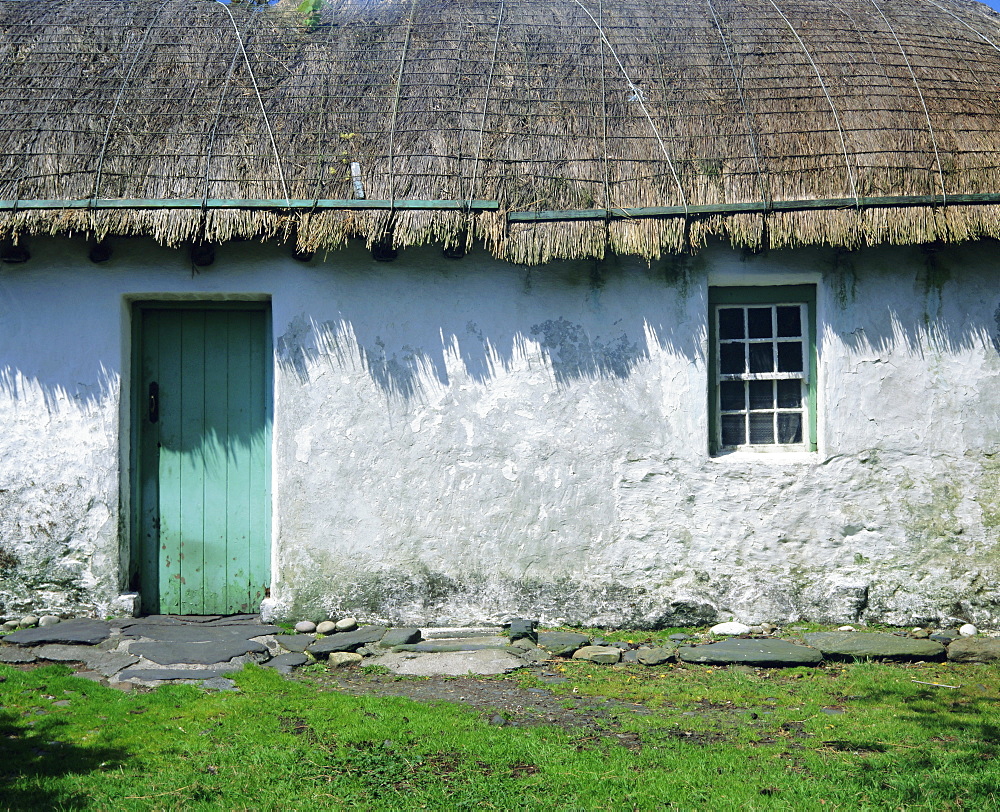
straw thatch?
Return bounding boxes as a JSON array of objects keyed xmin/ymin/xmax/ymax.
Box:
[{"xmin": 2, "ymin": 0, "xmax": 1000, "ymax": 261}]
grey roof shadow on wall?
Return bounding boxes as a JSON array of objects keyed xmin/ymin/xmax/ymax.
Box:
[{"xmin": 273, "ymin": 255, "xmax": 701, "ymax": 398}]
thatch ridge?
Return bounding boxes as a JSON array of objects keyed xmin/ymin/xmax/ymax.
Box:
[{"xmin": 1, "ymin": 0, "xmax": 1000, "ymax": 260}]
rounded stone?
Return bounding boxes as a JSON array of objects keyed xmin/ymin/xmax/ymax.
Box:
[
  {"xmin": 2, "ymin": 620, "xmax": 20, "ymax": 631},
  {"xmin": 959, "ymin": 623, "xmax": 978, "ymax": 637},
  {"xmin": 335, "ymin": 617, "xmax": 358, "ymax": 632},
  {"xmin": 837, "ymin": 625, "xmax": 856, "ymax": 631},
  {"xmin": 38, "ymin": 615, "xmax": 61, "ymax": 627},
  {"xmin": 315, "ymin": 621, "xmax": 337, "ymax": 635},
  {"xmin": 294, "ymin": 621, "xmax": 317, "ymax": 633},
  {"xmin": 710, "ymin": 622, "xmax": 752, "ymax": 636},
  {"xmin": 19, "ymin": 616, "xmax": 38, "ymax": 628}
]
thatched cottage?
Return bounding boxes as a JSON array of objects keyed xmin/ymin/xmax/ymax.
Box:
[{"xmin": 0, "ymin": 0, "xmax": 998, "ymax": 627}]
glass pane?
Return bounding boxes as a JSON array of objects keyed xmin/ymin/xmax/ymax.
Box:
[
  {"xmin": 749, "ymin": 380, "xmax": 773, "ymax": 410},
  {"xmin": 718, "ymin": 308, "xmax": 744, "ymax": 340},
  {"xmin": 777, "ymin": 379, "xmax": 802, "ymax": 408},
  {"xmin": 749, "ymin": 413, "xmax": 774, "ymax": 444},
  {"xmin": 778, "ymin": 413, "xmax": 803, "ymax": 444},
  {"xmin": 749, "ymin": 343, "xmax": 774, "ymax": 373},
  {"xmin": 721, "ymin": 414, "xmax": 745, "ymax": 446},
  {"xmin": 720, "ymin": 342, "xmax": 745, "ymax": 374},
  {"xmin": 776, "ymin": 305, "xmax": 802, "ymax": 337},
  {"xmin": 747, "ymin": 307, "xmax": 773, "ymax": 339},
  {"xmin": 720, "ymin": 380, "xmax": 744, "ymax": 411},
  {"xmin": 777, "ymin": 341, "xmax": 803, "ymax": 372}
]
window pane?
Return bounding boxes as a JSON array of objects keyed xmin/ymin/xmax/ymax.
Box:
[
  {"xmin": 749, "ymin": 343, "xmax": 774, "ymax": 373},
  {"xmin": 721, "ymin": 414, "xmax": 745, "ymax": 446},
  {"xmin": 778, "ymin": 413, "xmax": 803, "ymax": 444},
  {"xmin": 749, "ymin": 413, "xmax": 774, "ymax": 444},
  {"xmin": 747, "ymin": 307, "xmax": 773, "ymax": 338},
  {"xmin": 718, "ymin": 308, "xmax": 744, "ymax": 340},
  {"xmin": 720, "ymin": 342, "xmax": 745, "ymax": 374},
  {"xmin": 749, "ymin": 380, "xmax": 773, "ymax": 410},
  {"xmin": 776, "ymin": 306, "xmax": 802, "ymax": 337},
  {"xmin": 777, "ymin": 341, "xmax": 803, "ymax": 372},
  {"xmin": 720, "ymin": 380, "xmax": 744, "ymax": 411},
  {"xmin": 776, "ymin": 379, "xmax": 802, "ymax": 408}
]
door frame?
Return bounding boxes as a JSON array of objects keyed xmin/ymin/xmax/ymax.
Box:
[{"xmin": 127, "ymin": 297, "xmax": 273, "ymax": 614}]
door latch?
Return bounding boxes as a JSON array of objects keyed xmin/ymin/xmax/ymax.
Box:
[{"xmin": 148, "ymin": 381, "xmax": 159, "ymax": 423}]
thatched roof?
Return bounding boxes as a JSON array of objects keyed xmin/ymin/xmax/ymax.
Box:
[{"xmin": 2, "ymin": 0, "xmax": 1000, "ymax": 261}]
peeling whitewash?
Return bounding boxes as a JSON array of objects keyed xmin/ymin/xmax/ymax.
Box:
[{"xmin": 0, "ymin": 236, "xmax": 998, "ymax": 627}]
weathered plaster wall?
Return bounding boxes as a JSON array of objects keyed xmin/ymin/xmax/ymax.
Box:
[{"xmin": 0, "ymin": 236, "xmax": 997, "ymax": 625}]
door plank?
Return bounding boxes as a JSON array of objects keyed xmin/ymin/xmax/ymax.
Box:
[
  {"xmin": 156, "ymin": 312, "xmax": 185, "ymax": 615},
  {"xmin": 247, "ymin": 309, "xmax": 270, "ymax": 607},
  {"xmin": 203, "ymin": 312, "xmax": 231, "ymax": 614},
  {"xmin": 226, "ymin": 311, "xmax": 254, "ymax": 613},
  {"xmin": 179, "ymin": 311, "xmax": 207, "ymax": 614}
]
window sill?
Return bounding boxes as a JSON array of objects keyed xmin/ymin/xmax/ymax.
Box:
[{"xmin": 710, "ymin": 450, "xmax": 817, "ymax": 465}]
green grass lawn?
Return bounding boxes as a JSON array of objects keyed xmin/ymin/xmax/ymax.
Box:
[{"xmin": 1, "ymin": 656, "xmax": 998, "ymax": 810}]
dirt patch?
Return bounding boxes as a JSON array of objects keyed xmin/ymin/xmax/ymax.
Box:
[{"xmin": 296, "ymin": 667, "xmax": 650, "ymax": 733}]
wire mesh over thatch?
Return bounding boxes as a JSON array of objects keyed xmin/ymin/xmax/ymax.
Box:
[{"xmin": 1, "ymin": 0, "xmax": 1000, "ymax": 261}]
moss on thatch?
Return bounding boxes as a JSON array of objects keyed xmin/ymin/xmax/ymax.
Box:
[{"xmin": 0, "ymin": 0, "xmax": 999, "ymax": 260}]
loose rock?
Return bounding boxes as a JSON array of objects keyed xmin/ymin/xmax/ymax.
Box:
[
  {"xmin": 19, "ymin": 616, "xmax": 39, "ymax": 628},
  {"xmin": 316, "ymin": 621, "xmax": 337, "ymax": 635},
  {"xmin": 537, "ymin": 631, "xmax": 590, "ymax": 657},
  {"xmin": 294, "ymin": 621, "xmax": 317, "ymax": 633},
  {"xmin": 507, "ymin": 618, "xmax": 538, "ymax": 644},
  {"xmin": 2, "ymin": 620, "xmax": 19, "ymax": 631},
  {"xmin": 38, "ymin": 615, "xmax": 61, "ymax": 627},
  {"xmin": 710, "ymin": 622, "xmax": 753, "ymax": 636},
  {"xmin": 946, "ymin": 637, "xmax": 1000, "ymax": 662},
  {"xmin": 327, "ymin": 652, "xmax": 363, "ymax": 669},
  {"xmin": 335, "ymin": 618, "xmax": 359, "ymax": 632},
  {"xmin": 959, "ymin": 624, "xmax": 978, "ymax": 637},
  {"xmin": 572, "ymin": 645, "xmax": 622, "ymax": 664}
]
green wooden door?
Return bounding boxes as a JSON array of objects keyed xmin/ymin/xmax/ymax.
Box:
[{"xmin": 135, "ymin": 305, "xmax": 271, "ymax": 615}]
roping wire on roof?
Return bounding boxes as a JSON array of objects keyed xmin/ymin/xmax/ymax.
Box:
[
  {"xmin": 866, "ymin": 0, "xmax": 947, "ymax": 203},
  {"xmin": 768, "ymin": 0, "xmax": 860, "ymax": 207},
  {"xmin": 214, "ymin": 0, "xmax": 290, "ymax": 207},
  {"xmin": 570, "ymin": 0, "xmax": 689, "ymax": 215}
]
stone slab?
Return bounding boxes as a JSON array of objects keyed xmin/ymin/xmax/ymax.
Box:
[
  {"xmin": 3, "ymin": 619, "xmax": 111, "ymax": 647},
  {"xmin": 379, "ymin": 627, "xmax": 422, "ymax": 647},
  {"xmin": 392, "ymin": 638, "xmax": 511, "ymax": 653},
  {"xmin": 803, "ymin": 632, "xmax": 945, "ymax": 660},
  {"xmin": 421, "ymin": 626, "xmax": 505, "ymax": 639},
  {"xmin": 637, "ymin": 647, "xmax": 674, "ymax": 666},
  {"xmin": 31, "ymin": 644, "xmax": 91, "ymax": 662},
  {"xmin": 121, "ymin": 623, "xmax": 282, "ymax": 642},
  {"xmin": 537, "ymin": 631, "xmax": 591, "ymax": 657},
  {"xmin": 678, "ymin": 638, "xmax": 823, "ymax": 666},
  {"xmin": 0, "ymin": 646, "xmax": 37, "ymax": 664},
  {"xmin": 276, "ymin": 634, "xmax": 316, "ymax": 653},
  {"xmin": 129, "ymin": 638, "xmax": 268, "ymax": 665},
  {"xmin": 947, "ymin": 637, "xmax": 1000, "ymax": 662},
  {"xmin": 262, "ymin": 652, "xmax": 309, "ymax": 669},
  {"xmin": 117, "ymin": 666, "xmax": 240, "ymax": 682},
  {"xmin": 370, "ymin": 649, "xmax": 526, "ymax": 676},
  {"xmin": 308, "ymin": 626, "xmax": 387, "ymax": 656}
]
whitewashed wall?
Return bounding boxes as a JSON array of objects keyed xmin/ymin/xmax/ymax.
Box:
[{"xmin": 0, "ymin": 236, "xmax": 997, "ymax": 626}]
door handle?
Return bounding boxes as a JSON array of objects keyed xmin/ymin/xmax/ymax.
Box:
[{"xmin": 148, "ymin": 381, "xmax": 159, "ymax": 423}]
